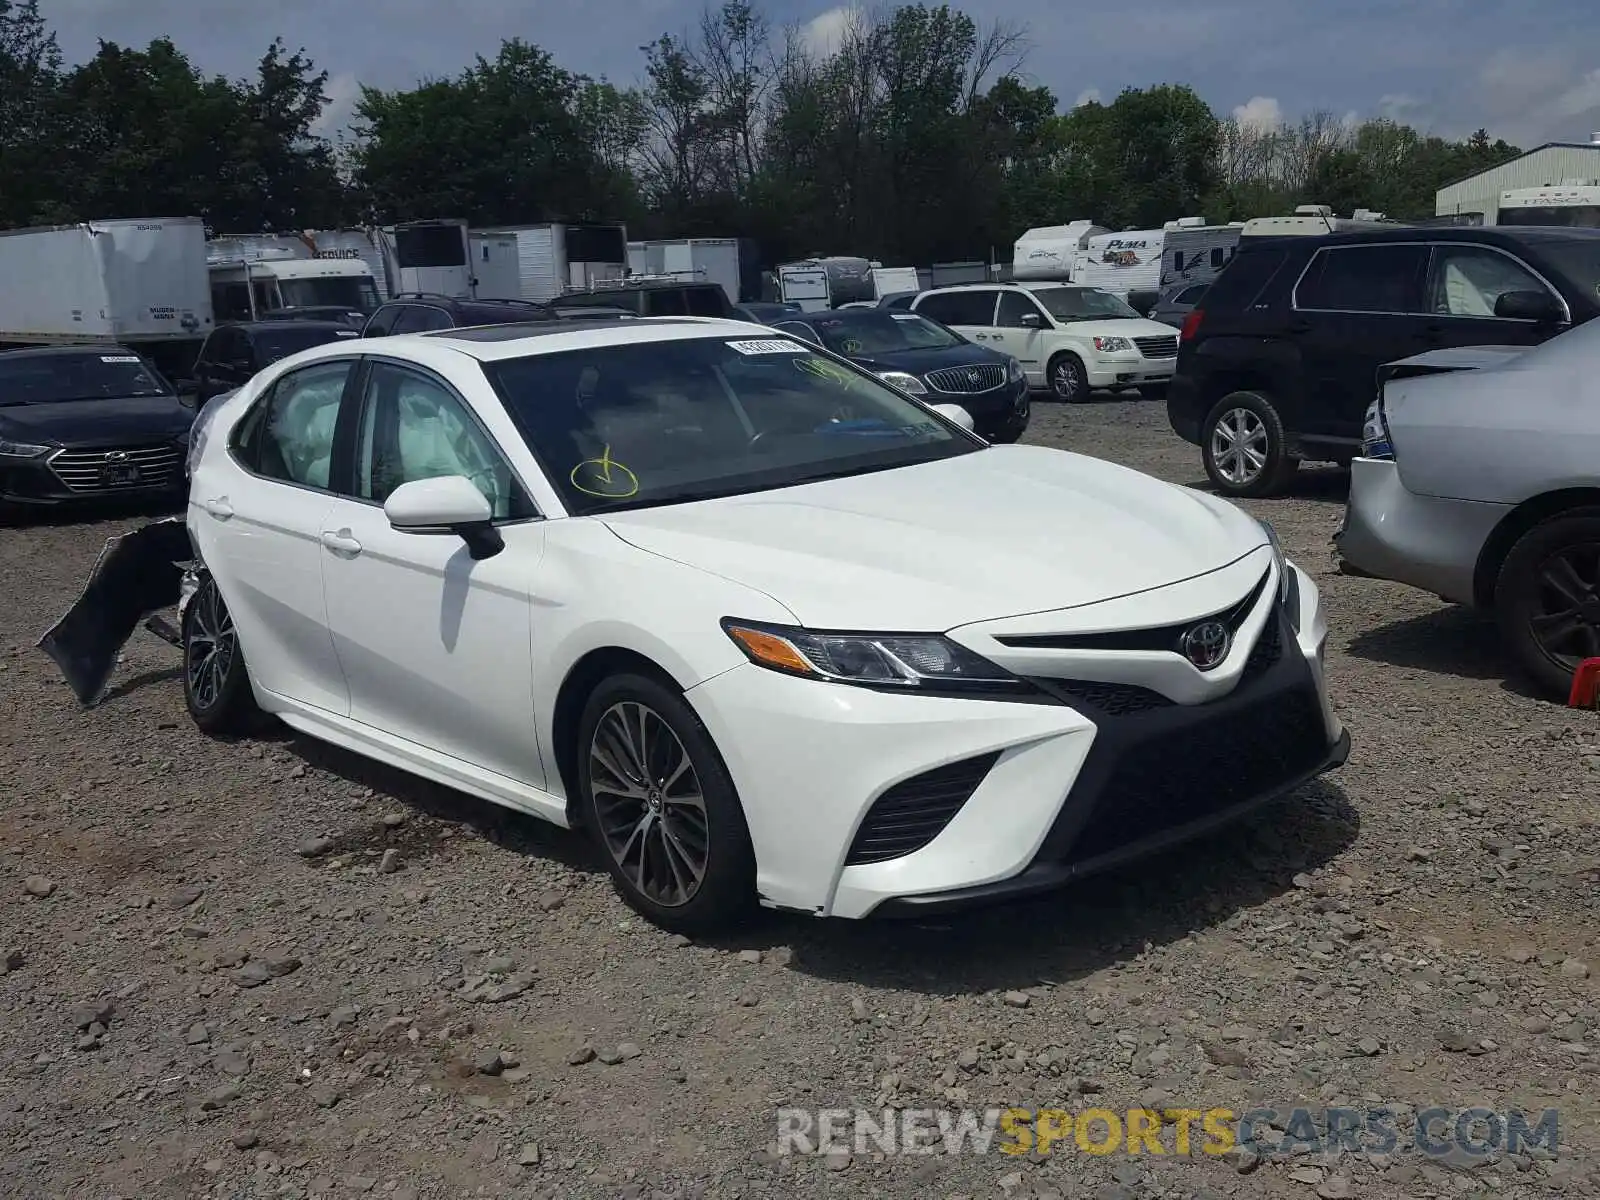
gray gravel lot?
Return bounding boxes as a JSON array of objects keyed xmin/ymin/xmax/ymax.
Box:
[{"xmin": 2, "ymin": 394, "xmax": 1598, "ymax": 1200}]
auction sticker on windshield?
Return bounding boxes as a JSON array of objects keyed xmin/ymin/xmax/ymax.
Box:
[
  {"xmin": 725, "ymin": 339, "xmax": 807, "ymax": 355},
  {"xmin": 100, "ymin": 355, "xmax": 141, "ymax": 363}
]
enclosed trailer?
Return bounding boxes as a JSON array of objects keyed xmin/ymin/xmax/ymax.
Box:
[
  {"xmin": 632, "ymin": 238, "xmax": 743, "ymax": 304},
  {"xmin": 468, "ymin": 223, "xmax": 630, "ymax": 302},
  {"xmin": 1239, "ymin": 205, "xmax": 1406, "ymax": 238},
  {"xmin": 468, "ymin": 231, "xmax": 526, "ymax": 300},
  {"xmin": 0, "ymin": 217, "xmax": 212, "ymax": 347},
  {"xmin": 375, "ymin": 219, "xmax": 474, "ymax": 297},
  {"xmin": 1075, "ymin": 230, "xmax": 1165, "ymax": 298},
  {"xmin": 1011, "ymin": 220, "xmax": 1110, "ymax": 281},
  {"xmin": 928, "ymin": 261, "xmax": 989, "ymax": 288},
  {"xmin": 870, "ymin": 266, "xmax": 921, "ymax": 298},
  {"xmin": 1158, "ymin": 218, "xmax": 1243, "ymax": 289},
  {"xmin": 777, "ymin": 263, "xmax": 831, "ymax": 311}
]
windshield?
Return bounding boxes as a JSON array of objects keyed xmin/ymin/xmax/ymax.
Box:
[
  {"xmin": 1030, "ymin": 287, "xmax": 1141, "ymax": 321},
  {"xmin": 254, "ymin": 328, "xmax": 357, "ymax": 363},
  {"xmin": 1500, "ymin": 206, "xmax": 1600, "ymax": 229},
  {"xmin": 483, "ymin": 335, "xmax": 977, "ymax": 515},
  {"xmin": 0, "ymin": 352, "xmax": 172, "ymax": 405},
  {"xmin": 806, "ymin": 312, "xmax": 962, "ymax": 355},
  {"xmin": 279, "ymin": 276, "xmax": 380, "ymax": 313}
]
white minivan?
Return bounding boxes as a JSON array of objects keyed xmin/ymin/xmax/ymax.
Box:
[{"xmin": 912, "ymin": 283, "xmax": 1179, "ymax": 402}]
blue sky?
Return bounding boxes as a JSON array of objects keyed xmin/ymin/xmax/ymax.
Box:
[{"xmin": 46, "ymin": 0, "xmax": 1600, "ymax": 149}]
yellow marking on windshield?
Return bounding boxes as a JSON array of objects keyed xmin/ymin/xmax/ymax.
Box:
[{"xmin": 570, "ymin": 445, "xmax": 640, "ymax": 499}]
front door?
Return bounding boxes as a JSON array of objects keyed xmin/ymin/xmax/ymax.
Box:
[
  {"xmin": 1421, "ymin": 243, "xmax": 1566, "ymax": 354},
  {"xmin": 1290, "ymin": 243, "xmax": 1430, "ymax": 443},
  {"xmin": 993, "ymin": 290, "xmax": 1045, "ymax": 378},
  {"xmin": 192, "ymin": 358, "xmax": 356, "ymax": 715},
  {"xmin": 317, "ymin": 358, "xmax": 549, "ymax": 789}
]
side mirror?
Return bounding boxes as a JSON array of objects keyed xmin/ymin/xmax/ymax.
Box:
[
  {"xmin": 1019, "ymin": 312, "xmax": 1043, "ymax": 328},
  {"xmin": 384, "ymin": 475, "xmax": 503, "ymax": 560},
  {"xmin": 929, "ymin": 402, "xmax": 975, "ymax": 432},
  {"xmin": 1494, "ymin": 290, "xmax": 1564, "ymax": 325}
]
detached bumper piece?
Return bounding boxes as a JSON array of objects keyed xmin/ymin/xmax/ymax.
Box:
[
  {"xmin": 874, "ymin": 608, "xmax": 1347, "ymax": 916},
  {"xmin": 37, "ymin": 517, "xmax": 191, "ymax": 706}
]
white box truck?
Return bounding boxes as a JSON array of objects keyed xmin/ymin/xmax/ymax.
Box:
[
  {"xmin": 207, "ymin": 246, "xmax": 380, "ymax": 324},
  {"xmin": 632, "ymin": 238, "xmax": 743, "ymax": 304},
  {"xmin": 0, "ymin": 218, "xmax": 212, "ymax": 350},
  {"xmin": 472, "ymin": 223, "xmax": 630, "ymax": 302}
]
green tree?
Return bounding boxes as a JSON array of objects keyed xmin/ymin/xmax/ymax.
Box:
[{"xmin": 0, "ymin": 0, "xmax": 62, "ymax": 225}]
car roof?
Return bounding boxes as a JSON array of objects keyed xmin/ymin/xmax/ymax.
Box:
[
  {"xmin": 1280, "ymin": 226, "xmax": 1600, "ymax": 251},
  {"xmin": 922, "ymin": 282, "xmax": 1088, "ymax": 294},
  {"xmin": 222, "ymin": 321, "xmax": 360, "ymax": 334},
  {"xmin": 408, "ymin": 316, "xmax": 761, "ymax": 360},
  {"xmin": 0, "ymin": 343, "xmax": 142, "ymax": 360}
]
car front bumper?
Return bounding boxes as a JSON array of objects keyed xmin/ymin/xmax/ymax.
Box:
[
  {"xmin": 931, "ymin": 376, "xmax": 1030, "ymax": 438},
  {"xmin": 0, "ymin": 444, "xmax": 188, "ymax": 505},
  {"xmin": 687, "ymin": 563, "xmax": 1345, "ymax": 920},
  {"xmin": 1332, "ymin": 457, "xmax": 1508, "ymax": 607},
  {"xmin": 1084, "ymin": 355, "xmax": 1176, "ymax": 389}
]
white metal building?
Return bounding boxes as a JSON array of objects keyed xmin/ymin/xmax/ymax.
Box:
[{"xmin": 1435, "ymin": 136, "xmax": 1600, "ymax": 224}]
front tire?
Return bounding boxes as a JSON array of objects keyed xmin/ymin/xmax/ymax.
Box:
[
  {"xmin": 1046, "ymin": 353, "xmax": 1091, "ymax": 403},
  {"xmin": 1494, "ymin": 508, "xmax": 1600, "ymax": 700},
  {"xmin": 182, "ymin": 573, "xmax": 259, "ymax": 735},
  {"xmin": 577, "ymin": 672, "xmax": 756, "ymax": 934},
  {"xmin": 1201, "ymin": 390, "xmax": 1299, "ymax": 498}
]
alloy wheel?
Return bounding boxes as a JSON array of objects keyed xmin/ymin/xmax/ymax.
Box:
[
  {"xmin": 186, "ymin": 582, "xmax": 237, "ymax": 711},
  {"xmin": 1527, "ymin": 542, "xmax": 1600, "ymax": 667},
  {"xmin": 588, "ymin": 701, "xmax": 710, "ymax": 908},
  {"xmin": 1051, "ymin": 358, "xmax": 1082, "ymax": 399},
  {"xmin": 1209, "ymin": 407, "xmax": 1269, "ymax": 485}
]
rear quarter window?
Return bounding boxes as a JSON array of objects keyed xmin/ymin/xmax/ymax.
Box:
[{"xmin": 1202, "ymin": 248, "xmax": 1289, "ymax": 312}]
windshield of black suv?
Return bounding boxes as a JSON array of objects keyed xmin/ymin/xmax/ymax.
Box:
[
  {"xmin": 0, "ymin": 351, "xmax": 173, "ymax": 405},
  {"xmin": 278, "ymin": 276, "xmax": 380, "ymax": 313},
  {"xmin": 805, "ymin": 312, "xmax": 963, "ymax": 355},
  {"xmin": 484, "ymin": 333, "xmax": 979, "ymax": 514},
  {"xmin": 254, "ymin": 327, "xmax": 359, "ymax": 364},
  {"xmin": 1029, "ymin": 286, "xmax": 1141, "ymax": 321}
]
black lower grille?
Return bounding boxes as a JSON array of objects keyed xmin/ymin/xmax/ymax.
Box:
[
  {"xmin": 1033, "ymin": 678, "xmax": 1173, "ymax": 716},
  {"xmin": 846, "ymin": 753, "xmax": 999, "ymax": 865},
  {"xmin": 1242, "ymin": 610, "xmax": 1282, "ymax": 679},
  {"xmin": 1064, "ymin": 685, "xmax": 1327, "ymax": 864}
]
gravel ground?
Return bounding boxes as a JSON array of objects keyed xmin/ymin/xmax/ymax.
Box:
[{"xmin": 2, "ymin": 394, "xmax": 1598, "ymax": 1200}]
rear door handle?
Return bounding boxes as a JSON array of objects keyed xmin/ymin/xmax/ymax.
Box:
[
  {"xmin": 320, "ymin": 530, "xmax": 362, "ymax": 555},
  {"xmin": 1287, "ymin": 318, "xmax": 1312, "ymax": 333},
  {"xmin": 203, "ymin": 497, "xmax": 233, "ymax": 519},
  {"xmin": 973, "ymin": 333, "xmax": 989, "ymax": 340}
]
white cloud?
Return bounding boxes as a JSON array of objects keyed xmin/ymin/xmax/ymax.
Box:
[
  {"xmin": 1073, "ymin": 87, "xmax": 1101, "ymax": 108},
  {"xmin": 1231, "ymin": 95, "xmax": 1283, "ymax": 132},
  {"xmin": 311, "ymin": 71, "xmax": 363, "ymax": 141},
  {"xmin": 800, "ymin": 6, "xmax": 859, "ymax": 58}
]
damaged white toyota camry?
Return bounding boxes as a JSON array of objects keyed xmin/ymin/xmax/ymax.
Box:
[{"xmin": 178, "ymin": 316, "xmax": 1348, "ymax": 932}]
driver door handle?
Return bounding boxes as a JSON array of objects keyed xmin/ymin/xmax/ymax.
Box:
[
  {"xmin": 320, "ymin": 529, "xmax": 362, "ymax": 555},
  {"xmin": 203, "ymin": 497, "xmax": 233, "ymax": 519}
]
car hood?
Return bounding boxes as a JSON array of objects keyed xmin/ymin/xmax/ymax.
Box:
[
  {"xmin": 848, "ymin": 344, "xmax": 1010, "ymax": 375},
  {"xmin": 600, "ymin": 444, "xmax": 1266, "ymax": 630},
  {"xmin": 1053, "ymin": 317, "xmax": 1177, "ymax": 339},
  {"xmin": 0, "ymin": 394, "xmax": 193, "ymax": 447}
]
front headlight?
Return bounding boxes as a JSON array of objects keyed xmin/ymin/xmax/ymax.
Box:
[
  {"xmin": 876, "ymin": 370, "xmax": 927, "ymax": 395},
  {"xmin": 1260, "ymin": 519, "xmax": 1301, "ymax": 631},
  {"xmin": 722, "ymin": 618, "xmax": 1028, "ymax": 695},
  {"xmin": 1092, "ymin": 336, "xmax": 1133, "ymax": 353},
  {"xmin": 0, "ymin": 438, "xmax": 50, "ymax": 459},
  {"xmin": 1006, "ymin": 357, "xmax": 1024, "ymax": 382}
]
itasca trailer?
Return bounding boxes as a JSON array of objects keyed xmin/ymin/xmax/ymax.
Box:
[
  {"xmin": 0, "ymin": 218, "xmax": 212, "ymax": 351},
  {"xmin": 1011, "ymin": 221, "xmax": 1111, "ymax": 281},
  {"xmin": 1158, "ymin": 217, "xmax": 1243, "ymax": 289},
  {"xmin": 473, "ymin": 223, "xmax": 630, "ymax": 302},
  {"xmin": 1076, "ymin": 230, "xmax": 1164, "ymax": 298},
  {"xmin": 1497, "ymin": 183, "xmax": 1600, "ymax": 228}
]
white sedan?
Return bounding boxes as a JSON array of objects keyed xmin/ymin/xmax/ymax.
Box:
[{"xmin": 182, "ymin": 316, "xmax": 1348, "ymax": 931}]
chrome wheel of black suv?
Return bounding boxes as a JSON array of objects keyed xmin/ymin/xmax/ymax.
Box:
[{"xmin": 1201, "ymin": 391, "xmax": 1298, "ymax": 498}]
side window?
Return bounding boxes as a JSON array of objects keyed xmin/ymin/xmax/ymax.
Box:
[
  {"xmin": 1178, "ymin": 285, "xmax": 1209, "ymax": 305},
  {"xmin": 1295, "ymin": 245, "xmax": 1427, "ymax": 314},
  {"xmin": 1210, "ymin": 247, "xmax": 1225, "ymax": 268},
  {"xmin": 364, "ymin": 305, "xmax": 402, "ymax": 337},
  {"xmin": 356, "ymin": 362, "xmax": 535, "ymax": 521},
  {"xmin": 196, "ymin": 330, "xmax": 223, "ymax": 367},
  {"xmin": 684, "ymin": 288, "xmax": 726, "ymax": 317},
  {"xmin": 1173, "ymin": 251, "xmax": 1186, "ymax": 272},
  {"xmin": 996, "ymin": 291, "xmax": 1043, "ymax": 328},
  {"xmin": 213, "ymin": 283, "xmax": 253, "ymax": 323},
  {"xmin": 233, "ymin": 361, "xmax": 352, "ymax": 489},
  {"xmin": 391, "ymin": 305, "xmax": 450, "ymax": 334},
  {"xmin": 1427, "ymin": 246, "xmax": 1555, "ymax": 318},
  {"xmin": 916, "ymin": 290, "xmax": 996, "ymax": 326}
]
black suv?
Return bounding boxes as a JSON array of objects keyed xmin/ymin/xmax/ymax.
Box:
[
  {"xmin": 1167, "ymin": 227, "xmax": 1600, "ymax": 496},
  {"xmin": 187, "ymin": 321, "xmax": 359, "ymax": 404},
  {"xmin": 558, "ymin": 281, "xmax": 733, "ymax": 318},
  {"xmin": 361, "ymin": 294, "xmax": 556, "ymax": 337}
]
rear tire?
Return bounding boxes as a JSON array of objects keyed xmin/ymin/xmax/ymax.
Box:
[
  {"xmin": 1201, "ymin": 390, "xmax": 1299, "ymax": 498},
  {"xmin": 577, "ymin": 672, "xmax": 756, "ymax": 934},
  {"xmin": 182, "ymin": 573, "xmax": 259, "ymax": 735},
  {"xmin": 1046, "ymin": 353, "xmax": 1091, "ymax": 403},
  {"xmin": 1494, "ymin": 508, "xmax": 1600, "ymax": 700}
]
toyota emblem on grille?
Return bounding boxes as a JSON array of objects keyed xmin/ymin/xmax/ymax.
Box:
[
  {"xmin": 105, "ymin": 450, "xmax": 129, "ymax": 462},
  {"xmin": 1180, "ymin": 620, "xmax": 1231, "ymax": 670}
]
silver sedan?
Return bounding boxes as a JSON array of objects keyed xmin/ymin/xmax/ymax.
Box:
[{"xmin": 1335, "ymin": 320, "xmax": 1600, "ymax": 699}]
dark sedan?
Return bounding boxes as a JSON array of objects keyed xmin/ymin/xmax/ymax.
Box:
[
  {"xmin": 769, "ymin": 309, "xmax": 1030, "ymax": 442},
  {"xmin": 0, "ymin": 345, "xmax": 194, "ymax": 508}
]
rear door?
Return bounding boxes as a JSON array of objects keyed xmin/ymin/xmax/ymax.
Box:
[
  {"xmin": 1291, "ymin": 243, "xmax": 1430, "ymax": 442},
  {"xmin": 912, "ymin": 289, "xmax": 1000, "ymax": 350},
  {"xmin": 1422, "ymin": 243, "xmax": 1567, "ymax": 351}
]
